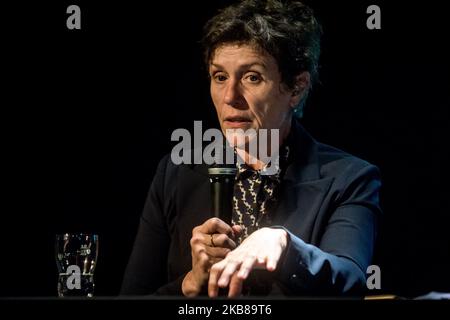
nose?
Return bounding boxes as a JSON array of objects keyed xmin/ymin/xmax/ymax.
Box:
[{"xmin": 223, "ymin": 79, "xmax": 245, "ymax": 108}]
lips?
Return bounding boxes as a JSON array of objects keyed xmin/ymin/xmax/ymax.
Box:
[
  {"xmin": 224, "ymin": 116, "xmax": 252, "ymax": 122},
  {"xmin": 223, "ymin": 116, "xmax": 252, "ymax": 129}
]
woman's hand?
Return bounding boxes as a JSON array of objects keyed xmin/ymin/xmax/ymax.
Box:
[
  {"xmin": 182, "ymin": 217, "xmax": 241, "ymax": 296},
  {"xmin": 208, "ymin": 227, "xmax": 288, "ymax": 297}
]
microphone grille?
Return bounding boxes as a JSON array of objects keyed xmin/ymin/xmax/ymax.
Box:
[{"xmin": 208, "ymin": 167, "xmax": 237, "ymax": 176}]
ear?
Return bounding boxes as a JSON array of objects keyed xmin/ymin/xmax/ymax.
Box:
[{"xmin": 289, "ymin": 72, "xmax": 311, "ymax": 108}]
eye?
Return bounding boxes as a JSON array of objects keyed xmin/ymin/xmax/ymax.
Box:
[
  {"xmin": 212, "ymin": 73, "xmax": 227, "ymax": 83},
  {"xmin": 244, "ymin": 73, "xmax": 262, "ymax": 83}
]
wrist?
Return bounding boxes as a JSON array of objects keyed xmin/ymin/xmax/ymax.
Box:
[
  {"xmin": 279, "ymin": 229, "xmax": 288, "ymax": 248},
  {"xmin": 267, "ymin": 226, "xmax": 289, "ymax": 249}
]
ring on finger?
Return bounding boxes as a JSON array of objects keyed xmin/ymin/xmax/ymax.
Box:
[{"xmin": 210, "ymin": 234, "xmax": 216, "ymax": 247}]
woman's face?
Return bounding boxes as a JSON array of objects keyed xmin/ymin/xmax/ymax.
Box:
[{"xmin": 209, "ymin": 44, "xmax": 301, "ymax": 145}]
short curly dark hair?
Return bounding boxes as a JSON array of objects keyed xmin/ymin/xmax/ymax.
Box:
[{"xmin": 201, "ymin": 0, "xmax": 322, "ymax": 117}]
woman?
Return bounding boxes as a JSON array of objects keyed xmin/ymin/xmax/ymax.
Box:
[{"xmin": 121, "ymin": 0, "xmax": 381, "ymax": 297}]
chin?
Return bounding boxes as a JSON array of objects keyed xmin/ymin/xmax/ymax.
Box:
[{"xmin": 223, "ymin": 129, "xmax": 258, "ymax": 149}]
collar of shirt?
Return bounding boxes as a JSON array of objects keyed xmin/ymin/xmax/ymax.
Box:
[{"xmin": 235, "ymin": 144, "xmax": 291, "ymax": 182}]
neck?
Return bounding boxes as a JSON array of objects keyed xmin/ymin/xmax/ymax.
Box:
[{"xmin": 235, "ymin": 119, "xmax": 292, "ymax": 171}]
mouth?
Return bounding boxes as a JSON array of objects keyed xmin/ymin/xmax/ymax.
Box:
[
  {"xmin": 224, "ymin": 116, "xmax": 252, "ymax": 123},
  {"xmin": 223, "ymin": 116, "xmax": 252, "ymax": 129}
]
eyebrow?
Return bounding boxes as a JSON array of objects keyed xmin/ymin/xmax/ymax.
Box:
[{"xmin": 210, "ymin": 62, "xmax": 267, "ymax": 71}]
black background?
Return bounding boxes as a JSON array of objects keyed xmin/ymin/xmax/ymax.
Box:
[{"xmin": 1, "ymin": 0, "xmax": 449, "ymax": 298}]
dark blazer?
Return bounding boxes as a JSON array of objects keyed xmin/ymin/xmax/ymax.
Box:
[{"xmin": 121, "ymin": 120, "xmax": 382, "ymax": 296}]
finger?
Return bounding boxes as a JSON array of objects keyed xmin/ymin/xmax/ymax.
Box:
[
  {"xmin": 194, "ymin": 232, "xmax": 220, "ymax": 248},
  {"xmin": 191, "ymin": 232, "xmax": 235, "ymax": 251},
  {"xmin": 231, "ymin": 225, "xmax": 243, "ymax": 237},
  {"xmin": 257, "ymin": 256, "xmax": 266, "ymax": 265},
  {"xmin": 189, "ymin": 231, "xmax": 208, "ymax": 247},
  {"xmin": 198, "ymin": 217, "xmax": 234, "ymax": 236},
  {"xmin": 208, "ymin": 261, "xmax": 225, "ymax": 297},
  {"xmin": 266, "ymin": 246, "xmax": 283, "ymax": 271},
  {"xmin": 228, "ymin": 273, "xmax": 244, "ymax": 298},
  {"xmin": 211, "ymin": 233, "xmax": 237, "ymax": 249},
  {"xmin": 192, "ymin": 243, "xmax": 209, "ymax": 257},
  {"xmin": 208, "ymin": 257, "xmax": 223, "ymax": 267},
  {"xmin": 196, "ymin": 251, "xmax": 211, "ymax": 272},
  {"xmin": 237, "ymin": 255, "xmax": 257, "ymax": 280},
  {"xmin": 204, "ymin": 246, "xmax": 230, "ymax": 258},
  {"xmin": 218, "ymin": 260, "xmax": 240, "ymax": 288}
]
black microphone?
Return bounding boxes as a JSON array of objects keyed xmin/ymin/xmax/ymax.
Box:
[{"xmin": 208, "ymin": 165, "xmax": 237, "ymax": 225}]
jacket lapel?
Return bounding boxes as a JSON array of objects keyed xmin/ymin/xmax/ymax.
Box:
[{"xmin": 273, "ymin": 121, "xmax": 334, "ymax": 243}]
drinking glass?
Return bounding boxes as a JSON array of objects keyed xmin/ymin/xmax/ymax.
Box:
[{"xmin": 55, "ymin": 233, "xmax": 99, "ymax": 297}]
